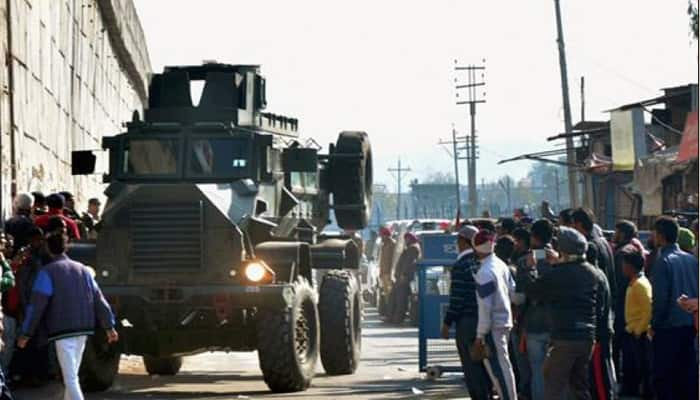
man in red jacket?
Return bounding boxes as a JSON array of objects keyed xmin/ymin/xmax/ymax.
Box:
[{"xmin": 34, "ymin": 194, "xmax": 80, "ymax": 241}]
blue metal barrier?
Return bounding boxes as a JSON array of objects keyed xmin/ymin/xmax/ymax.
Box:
[{"xmin": 417, "ymin": 233, "xmax": 462, "ymax": 374}]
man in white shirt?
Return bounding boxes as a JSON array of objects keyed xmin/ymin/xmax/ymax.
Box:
[{"xmin": 473, "ymin": 229, "xmax": 517, "ymax": 400}]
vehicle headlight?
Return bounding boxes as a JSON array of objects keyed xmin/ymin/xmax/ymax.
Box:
[
  {"xmin": 245, "ymin": 262, "xmax": 266, "ymax": 282},
  {"xmin": 242, "ymin": 260, "xmax": 275, "ymax": 284}
]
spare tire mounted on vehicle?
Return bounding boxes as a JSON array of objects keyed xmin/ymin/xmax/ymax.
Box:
[{"xmin": 331, "ymin": 131, "xmax": 373, "ymax": 230}]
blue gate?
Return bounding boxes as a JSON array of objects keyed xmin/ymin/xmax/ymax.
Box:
[{"xmin": 417, "ymin": 233, "xmax": 462, "ymax": 374}]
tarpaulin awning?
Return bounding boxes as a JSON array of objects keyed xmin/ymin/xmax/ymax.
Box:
[
  {"xmin": 633, "ymin": 146, "xmax": 689, "ymax": 216},
  {"xmin": 677, "ymin": 111, "xmax": 698, "ymax": 163}
]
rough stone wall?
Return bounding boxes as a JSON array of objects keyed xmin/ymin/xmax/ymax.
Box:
[{"xmin": 0, "ymin": 0, "xmax": 150, "ymax": 219}]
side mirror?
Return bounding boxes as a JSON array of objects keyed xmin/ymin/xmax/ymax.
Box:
[{"xmin": 71, "ymin": 151, "xmax": 97, "ymax": 175}]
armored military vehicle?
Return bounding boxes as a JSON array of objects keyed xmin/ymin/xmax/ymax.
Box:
[{"xmin": 71, "ymin": 63, "xmax": 372, "ymax": 392}]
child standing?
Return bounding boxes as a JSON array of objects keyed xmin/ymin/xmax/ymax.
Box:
[{"xmin": 621, "ymin": 251, "xmax": 652, "ymax": 398}]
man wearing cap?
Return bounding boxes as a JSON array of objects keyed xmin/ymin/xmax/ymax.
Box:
[
  {"xmin": 81, "ymin": 198, "xmax": 102, "ymax": 240},
  {"xmin": 441, "ymin": 225, "xmax": 492, "ymax": 399},
  {"xmin": 34, "ymin": 194, "xmax": 81, "ymax": 241},
  {"xmin": 472, "ymin": 229, "xmax": 518, "ymax": 400},
  {"xmin": 519, "ymin": 227, "xmax": 606, "ymax": 400},
  {"xmin": 386, "ymin": 232, "xmax": 421, "ymax": 324}
]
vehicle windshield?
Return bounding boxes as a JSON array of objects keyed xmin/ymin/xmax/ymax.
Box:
[
  {"xmin": 118, "ymin": 136, "xmax": 253, "ymax": 180},
  {"xmin": 123, "ymin": 138, "xmax": 179, "ymax": 176},
  {"xmin": 187, "ymin": 138, "xmax": 251, "ymax": 177}
]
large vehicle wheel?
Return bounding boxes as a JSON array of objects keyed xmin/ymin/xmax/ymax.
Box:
[
  {"xmin": 319, "ymin": 270, "xmax": 362, "ymax": 375},
  {"xmin": 79, "ymin": 331, "xmax": 121, "ymax": 392},
  {"xmin": 257, "ymin": 278, "xmax": 319, "ymax": 392},
  {"xmin": 332, "ymin": 131, "xmax": 373, "ymax": 230},
  {"xmin": 142, "ymin": 356, "xmax": 183, "ymax": 375}
]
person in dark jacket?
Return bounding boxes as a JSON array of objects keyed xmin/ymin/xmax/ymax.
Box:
[
  {"xmin": 516, "ymin": 219, "xmax": 554, "ymax": 400},
  {"xmin": 519, "ymin": 227, "xmax": 602, "ymax": 400},
  {"xmin": 558, "ymin": 208, "xmax": 574, "ymax": 227},
  {"xmin": 17, "ymin": 219, "xmax": 117, "ymax": 400},
  {"xmin": 58, "ymin": 192, "xmax": 87, "ymax": 239},
  {"xmin": 571, "ymin": 208, "xmax": 616, "ymax": 399},
  {"xmin": 494, "ymin": 235, "xmax": 516, "ymax": 265},
  {"xmin": 511, "ymin": 228, "xmax": 530, "ymax": 265},
  {"xmin": 589, "ymin": 255, "xmax": 614, "ymax": 400},
  {"xmin": 442, "ymin": 225, "xmax": 492, "ymax": 400},
  {"xmin": 4, "ymin": 193, "xmax": 36, "ymax": 257},
  {"xmin": 30, "ymin": 192, "xmax": 47, "ymax": 218},
  {"xmin": 0, "ymin": 235, "xmax": 14, "ymax": 399},
  {"xmin": 498, "ymin": 218, "xmax": 516, "ymax": 237},
  {"xmin": 497, "ymin": 233, "xmax": 530, "ymax": 398},
  {"xmin": 4, "ymin": 226, "xmax": 46, "ymax": 384},
  {"xmin": 387, "ymin": 233, "xmax": 421, "ymax": 324},
  {"xmin": 649, "ymin": 216, "xmax": 698, "ymax": 400}
]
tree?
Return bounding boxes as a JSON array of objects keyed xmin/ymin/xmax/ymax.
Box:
[
  {"xmin": 690, "ymin": 0, "xmax": 699, "ymax": 40},
  {"xmin": 423, "ymin": 171, "xmax": 455, "ymax": 184}
]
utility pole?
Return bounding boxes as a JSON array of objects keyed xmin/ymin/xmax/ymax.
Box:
[
  {"xmin": 388, "ymin": 158, "xmax": 411, "ymax": 220},
  {"xmin": 499, "ymin": 177, "xmax": 512, "ymax": 215},
  {"xmin": 580, "ymin": 76, "xmax": 585, "ymax": 122},
  {"xmin": 455, "ymin": 60, "xmax": 486, "ymax": 217},
  {"xmin": 438, "ymin": 125, "xmax": 468, "ymax": 218},
  {"xmin": 554, "ymin": 168, "xmax": 561, "ymax": 211},
  {"xmin": 553, "ymin": 0, "xmax": 579, "ymax": 208}
]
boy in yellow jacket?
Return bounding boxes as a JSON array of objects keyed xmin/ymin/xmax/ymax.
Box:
[{"xmin": 621, "ymin": 251, "xmax": 652, "ymax": 398}]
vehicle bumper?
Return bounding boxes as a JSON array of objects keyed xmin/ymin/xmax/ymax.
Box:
[
  {"xmin": 102, "ymin": 283, "xmax": 295, "ymax": 309},
  {"xmin": 102, "ymin": 284, "xmax": 295, "ymax": 356}
]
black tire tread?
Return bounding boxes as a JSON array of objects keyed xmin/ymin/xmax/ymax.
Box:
[
  {"xmin": 79, "ymin": 334, "xmax": 120, "ymax": 392},
  {"xmin": 319, "ymin": 270, "xmax": 361, "ymax": 375},
  {"xmin": 257, "ymin": 278, "xmax": 318, "ymax": 393},
  {"xmin": 142, "ymin": 355, "xmax": 183, "ymax": 375},
  {"xmin": 333, "ymin": 131, "xmax": 372, "ymax": 230}
]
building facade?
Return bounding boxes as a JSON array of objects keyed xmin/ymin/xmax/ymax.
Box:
[{"xmin": 0, "ymin": 0, "xmax": 151, "ymax": 219}]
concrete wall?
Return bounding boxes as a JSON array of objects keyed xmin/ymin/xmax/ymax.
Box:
[{"xmin": 0, "ymin": 0, "xmax": 150, "ymax": 219}]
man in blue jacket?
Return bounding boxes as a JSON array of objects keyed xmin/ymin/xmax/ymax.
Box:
[
  {"xmin": 649, "ymin": 216, "xmax": 699, "ymax": 400},
  {"xmin": 442, "ymin": 225, "xmax": 492, "ymax": 400},
  {"xmin": 17, "ymin": 217, "xmax": 117, "ymax": 400}
]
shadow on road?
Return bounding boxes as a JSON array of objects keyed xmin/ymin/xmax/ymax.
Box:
[{"xmin": 15, "ymin": 306, "xmax": 466, "ymax": 399}]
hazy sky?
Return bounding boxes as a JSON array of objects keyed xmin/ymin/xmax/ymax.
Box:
[{"xmin": 134, "ymin": 0, "xmax": 698, "ymax": 191}]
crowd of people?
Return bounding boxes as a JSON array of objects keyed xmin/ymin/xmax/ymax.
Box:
[
  {"xmin": 0, "ymin": 191, "xmax": 114, "ymax": 400},
  {"xmin": 435, "ymin": 207, "xmax": 699, "ymax": 400}
]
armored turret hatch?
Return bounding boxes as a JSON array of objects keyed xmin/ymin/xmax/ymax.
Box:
[{"xmin": 145, "ymin": 62, "xmax": 298, "ymax": 137}]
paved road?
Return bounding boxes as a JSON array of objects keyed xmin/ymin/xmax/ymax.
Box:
[{"xmin": 14, "ymin": 307, "xmax": 467, "ymax": 400}]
